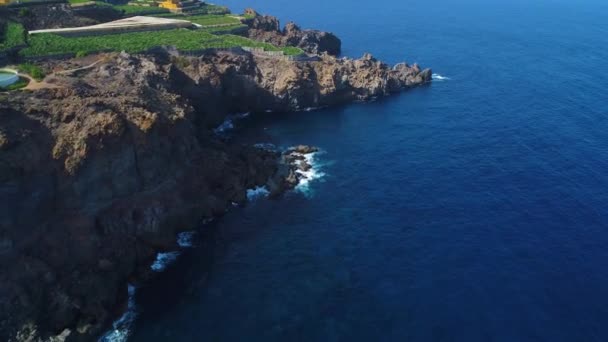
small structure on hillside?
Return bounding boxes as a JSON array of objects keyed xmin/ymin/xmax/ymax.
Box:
[
  {"xmin": 158, "ymin": 0, "xmax": 201, "ymax": 13},
  {"xmin": 128, "ymin": 0, "xmax": 203, "ymax": 13}
]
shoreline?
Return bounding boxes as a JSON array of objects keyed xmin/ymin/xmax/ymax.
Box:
[{"xmin": 0, "ymin": 7, "xmax": 430, "ymax": 341}]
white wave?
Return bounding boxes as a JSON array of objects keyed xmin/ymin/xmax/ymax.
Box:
[
  {"xmin": 432, "ymin": 73, "xmax": 450, "ymax": 81},
  {"xmin": 98, "ymin": 285, "xmax": 137, "ymax": 342},
  {"xmin": 294, "ymin": 152, "xmax": 326, "ymax": 196},
  {"xmin": 213, "ymin": 119, "xmax": 234, "ymax": 134},
  {"xmin": 177, "ymin": 231, "xmax": 196, "ymax": 248},
  {"xmin": 150, "ymin": 251, "xmax": 180, "ymax": 272},
  {"xmin": 247, "ymin": 186, "xmax": 270, "ymax": 201},
  {"xmin": 213, "ymin": 112, "xmax": 250, "ymax": 135}
]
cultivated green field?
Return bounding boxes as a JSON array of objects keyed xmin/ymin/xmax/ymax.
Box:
[
  {"xmin": 201, "ymin": 24, "xmax": 248, "ymax": 34},
  {"xmin": 185, "ymin": 14, "xmax": 241, "ymax": 26},
  {"xmin": 20, "ymin": 29, "xmax": 304, "ymax": 57},
  {"xmin": 95, "ymin": 2, "xmax": 170, "ymax": 15},
  {"xmin": 8, "ymin": 8, "xmax": 302, "ymax": 59},
  {"xmin": 89, "ymin": 2, "xmax": 230, "ymax": 16},
  {"xmin": 67, "ymin": 0, "xmax": 94, "ymax": 4}
]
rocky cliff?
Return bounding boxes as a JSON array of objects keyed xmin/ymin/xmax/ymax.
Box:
[
  {"xmin": 243, "ymin": 9, "xmax": 342, "ymax": 56},
  {"xmin": 0, "ymin": 48, "xmax": 430, "ymax": 341},
  {"xmin": 5, "ymin": 3, "xmax": 120, "ymax": 31}
]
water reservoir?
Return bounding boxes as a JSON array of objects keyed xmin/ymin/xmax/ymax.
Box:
[{"xmin": 0, "ymin": 71, "xmax": 19, "ymax": 88}]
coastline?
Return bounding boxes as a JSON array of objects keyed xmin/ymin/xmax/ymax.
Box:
[{"xmin": 0, "ymin": 9, "xmax": 430, "ymax": 341}]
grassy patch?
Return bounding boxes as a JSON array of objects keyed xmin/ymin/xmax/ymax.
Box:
[
  {"xmin": 151, "ymin": 3, "xmax": 230, "ymax": 16},
  {"xmin": 68, "ymin": 0, "xmax": 93, "ymax": 4},
  {"xmin": 114, "ymin": 4, "xmax": 169, "ymax": 15},
  {"xmin": 282, "ymin": 46, "xmax": 305, "ymax": 56},
  {"xmin": 201, "ymin": 24, "xmax": 248, "ymax": 34},
  {"xmin": 94, "ymin": 1, "xmax": 170, "ymax": 15},
  {"xmin": 0, "ymin": 22, "xmax": 26, "ymax": 51},
  {"xmin": 18, "ymin": 63, "xmax": 45, "ymax": 81},
  {"xmin": 198, "ymin": 4, "xmax": 230, "ymax": 14},
  {"xmin": 21, "ymin": 29, "xmax": 302, "ymax": 57},
  {"xmin": 185, "ymin": 14, "xmax": 241, "ymax": 26}
]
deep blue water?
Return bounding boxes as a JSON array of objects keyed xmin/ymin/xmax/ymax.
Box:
[{"xmin": 130, "ymin": 0, "xmax": 608, "ymax": 341}]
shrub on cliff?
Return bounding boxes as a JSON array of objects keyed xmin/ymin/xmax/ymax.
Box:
[
  {"xmin": 0, "ymin": 22, "xmax": 26, "ymax": 51},
  {"xmin": 18, "ymin": 63, "xmax": 45, "ymax": 81}
]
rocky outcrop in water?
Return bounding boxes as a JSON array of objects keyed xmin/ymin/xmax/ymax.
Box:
[
  {"xmin": 243, "ymin": 9, "xmax": 342, "ymax": 56},
  {"xmin": 0, "ymin": 48, "xmax": 429, "ymax": 341},
  {"xmin": 172, "ymin": 48, "xmax": 430, "ymax": 114}
]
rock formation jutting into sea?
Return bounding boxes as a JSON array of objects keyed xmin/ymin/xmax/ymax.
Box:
[{"xmin": 0, "ymin": 6, "xmax": 431, "ymax": 341}]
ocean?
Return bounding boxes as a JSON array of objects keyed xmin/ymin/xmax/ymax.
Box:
[{"xmin": 128, "ymin": 0, "xmax": 608, "ymax": 340}]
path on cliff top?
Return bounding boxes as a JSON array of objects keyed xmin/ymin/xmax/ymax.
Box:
[{"xmin": 1, "ymin": 59, "xmax": 102, "ymax": 90}]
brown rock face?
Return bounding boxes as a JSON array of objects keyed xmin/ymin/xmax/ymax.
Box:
[
  {"xmin": 244, "ymin": 12, "xmax": 342, "ymax": 56},
  {"xmin": 0, "ymin": 48, "xmax": 429, "ymax": 341},
  {"xmin": 172, "ymin": 48, "xmax": 430, "ymax": 114}
]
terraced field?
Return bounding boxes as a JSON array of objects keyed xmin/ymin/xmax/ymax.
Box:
[{"xmin": 21, "ymin": 29, "xmax": 303, "ymax": 57}]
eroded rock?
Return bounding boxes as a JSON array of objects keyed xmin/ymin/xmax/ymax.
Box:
[
  {"xmin": 243, "ymin": 11, "xmax": 342, "ymax": 55},
  {"xmin": 0, "ymin": 48, "xmax": 430, "ymax": 341}
]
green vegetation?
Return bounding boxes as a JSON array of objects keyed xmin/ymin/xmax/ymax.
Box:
[
  {"xmin": 150, "ymin": 3, "xmax": 230, "ymax": 17},
  {"xmin": 201, "ymin": 24, "xmax": 248, "ymax": 34},
  {"xmin": 93, "ymin": 1, "xmax": 170, "ymax": 15},
  {"xmin": 68, "ymin": 0, "xmax": 93, "ymax": 4},
  {"xmin": 6, "ymin": 8, "xmax": 304, "ymax": 59},
  {"xmin": 282, "ymin": 46, "xmax": 305, "ymax": 56},
  {"xmin": 112, "ymin": 4, "xmax": 169, "ymax": 15},
  {"xmin": 196, "ymin": 3, "xmax": 230, "ymax": 15},
  {"xmin": 0, "ymin": 22, "xmax": 26, "ymax": 51},
  {"xmin": 0, "ymin": 77, "xmax": 29, "ymax": 91},
  {"xmin": 18, "ymin": 63, "xmax": 45, "ymax": 81},
  {"xmin": 220, "ymin": 34, "xmax": 302, "ymax": 55},
  {"xmin": 21, "ymin": 29, "xmax": 304, "ymax": 57},
  {"xmin": 185, "ymin": 14, "xmax": 241, "ymax": 26}
]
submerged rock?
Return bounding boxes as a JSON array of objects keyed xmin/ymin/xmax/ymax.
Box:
[{"xmin": 289, "ymin": 145, "xmax": 319, "ymax": 154}]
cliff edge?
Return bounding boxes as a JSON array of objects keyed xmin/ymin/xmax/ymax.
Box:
[{"xmin": 0, "ymin": 47, "xmax": 430, "ymax": 341}]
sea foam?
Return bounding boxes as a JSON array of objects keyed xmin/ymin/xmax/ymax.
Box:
[
  {"xmin": 247, "ymin": 186, "xmax": 270, "ymax": 200},
  {"xmin": 150, "ymin": 251, "xmax": 180, "ymax": 272},
  {"xmin": 432, "ymin": 73, "xmax": 450, "ymax": 81},
  {"xmin": 295, "ymin": 152, "xmax": 326, "ymax": 196},
  {"xmin": 213, "ymin": 112, "xmax": 250, "ymax": 135},
  {"xmin": 98, "ymin": 285, "xmax": 137, "ymax": 342},
  {"xmin": 177, "ymin": 231, "xmax": 196, "ymax": 248}
]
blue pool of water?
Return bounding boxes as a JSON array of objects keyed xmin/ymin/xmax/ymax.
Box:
[
  {"xmin": 0, "ymin": 72, "xmax": 18, "ymax": 87},
  {"xmin": 129, "ymin": 0, "xmax": 608, "ymax": 341}
]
